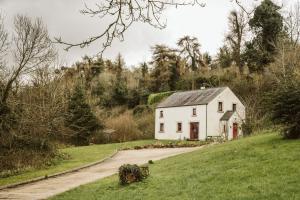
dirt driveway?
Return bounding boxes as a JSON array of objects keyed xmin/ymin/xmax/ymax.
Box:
[{"xmin": 0, "ymin": 147, "xmax": 201, "ymax": 200}]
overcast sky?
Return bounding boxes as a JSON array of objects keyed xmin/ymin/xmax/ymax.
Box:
[{"xmin": 0, "ymin": 0, "xmax": 296, "ymax": 67}]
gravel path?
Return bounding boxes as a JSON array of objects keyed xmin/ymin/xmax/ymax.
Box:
[{"xmin": 0, "ymin": 147, "xmax": 201, "ymax": 200}]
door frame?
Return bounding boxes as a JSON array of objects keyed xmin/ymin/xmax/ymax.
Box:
[
  {"xmin": 190, "ymin": 122, "xmax": 199, "ymax": 140},
  {"xmin": 232, "ymin": 123, "xmax": 238, "ymax": 139}
]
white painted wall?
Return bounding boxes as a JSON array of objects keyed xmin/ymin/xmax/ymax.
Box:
[
  {"xmin": 220, "ymin": 112, "xmax": 244, "ymax": 140},
  {"xmin": 207, "ymin": 87, "xmax": 245, "ymax": 137},
  {"xmin": 155, "ymin": 105, "xmax": 207, "ymax": 140},
  {"xmin": 155, "ymin": 87, "xmax": 246, "ymax": 140}
]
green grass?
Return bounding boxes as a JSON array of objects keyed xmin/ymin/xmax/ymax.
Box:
[
  {"xmin": 52, "ymin": 132, "xmax": 300, "ymax": 200},
  {"xmin": 0, "ymin": 140, "xmax": 158, "ymax": 187}
]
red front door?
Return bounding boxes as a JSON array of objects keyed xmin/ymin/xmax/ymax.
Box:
[
  {"xmin": 233, "ymin": 123, "xmax": 238, "ymax": 139},
  {"xmin": 190, "ymin": 122, "xmax": 199, "ymax": 140}
]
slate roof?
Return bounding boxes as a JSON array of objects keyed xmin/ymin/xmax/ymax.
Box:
[
  {"xmin": 157, "ymin": 87, "xmax": 227, "ymax": 108},
  {"xmin": 220, "ymin": 111, "xmax": 234, "ymax": 121}
]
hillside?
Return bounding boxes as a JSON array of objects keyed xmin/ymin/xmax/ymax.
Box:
[{"xmin": 52, "ymin": 132, "xmax": 300, "ymax": 200}]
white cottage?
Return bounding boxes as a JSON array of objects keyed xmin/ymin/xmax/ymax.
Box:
[{"xmin": 155, "ymin": 87, "xmax": 245, "ymax": 141}]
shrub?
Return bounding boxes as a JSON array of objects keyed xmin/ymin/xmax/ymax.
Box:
[
  {"xmin": 242, "ymin": 121, "xmax": 253, "ymax": 136},
  {"xmin": 147, "ymin": 91, "xmax": 174, "ymax": 105},
  {"xmin": 105, "ymin": 111, "xmax": 142, "ymax": 142},
  {"xmin": 133, "ymin": 105, "xmax": 152, "ymax": 116},
  {"xmin": 148, "ymin": 160, "xmax": 154, "ymax": 164},
  {"xmin": 135, "ymin": 111, "xmax": 155, "ymax": 139},
  {"xmin": 119, "ymin": 164, "xmax": 149, "ymax": 185}
]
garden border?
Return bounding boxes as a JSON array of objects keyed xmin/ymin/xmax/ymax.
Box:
[{"xmin": 0, "ymin": 149, "xmax": 119, "ymax": 191}]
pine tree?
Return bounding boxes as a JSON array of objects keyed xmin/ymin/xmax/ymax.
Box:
[
  {"xmin": 266, "ymin": 81, "xmax": 300, "ymax": 139},
  {"xmin": 65, "ymin": 85, "xmax": 102, "ymax": 145}
]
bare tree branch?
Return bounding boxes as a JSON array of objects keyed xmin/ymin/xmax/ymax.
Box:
[
  {"xmin": 226, "ymin": 9, "xmax": 247, "ymax": 74},
  {"xmin": 55, "ymin": 0, "xmax": 205, "ymax": 56},
  {"xmin": 285, "ymin": 0, "xmax": 300, "ymax": 46},
  {"xmin": 1, "ymin": 15, "xmax": 57, "ymax": 104},
  {"xmin": 0, "ymin": 14, "xmax": 8, "ymax": 70},
  {"xmin": 232, "ymin": 0, "xmax": 257, "ymax": 17}
]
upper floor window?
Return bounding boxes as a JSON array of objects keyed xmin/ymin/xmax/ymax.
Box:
[
  {"xmin": 218, "ymin": 102, "xmax": 223, "ymax": 112},
  {"xmin": 177, "ymin": 122, "xmax": 182, "ymax": 132},
  {"xmin": 160, "ymin": 110, "xmax": 163, "ymax": 118},
  {"xmin": 232, "ymin": 104, "xmax": 237, "ymax": 111},
  {"xmin": 160, "ymin": 123, "xmax": 164, "ymax": 132},
  {"xmin": 192, "ymin": 108, "xmax": 197, "ymax": 116}
]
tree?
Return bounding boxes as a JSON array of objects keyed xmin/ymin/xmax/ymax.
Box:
[
  {"xmin": 177, "ymin": 36, "xmax": 203, "ymax": 89},
  {"xmin": 285, "ymin": 0, "xmax": 300, "ymax": 46},
  {"xmin": 244, "ymin": 0, "xmax": 284, "ymax": 72},
  {"xmin": 217, "ymin": 45, "xmax": 232, "ymax": 68},
  {"xmin": 266, "ymin": 81, "xmax": 300, "ymax": 139},
  {"xmin": 150, "ymin": 45, "xmax": 179, "ymax": 92},
  {"xmin": 65, "ymin": 84, "xmax": 101, "ymax": 145},
  {"xmin": 0, "ymin": 15, "xmax": 56, "ymax": 135},
  {"xmin": 202, "ymin": 52, "xmax": 212, "ymax": 67},
  {"xmin": 55, "ymin": 0, "xmax": 204, "ymax": 55},
  {"xmin": 226, "ymin": 10, "xmax": 247, "ymax": 74},
  {"xmin": 1, "ymin": 15, "xmax": 56, "ymax": 105},
  {"xmin": 138, "ymin": 62, "xmax": 149, "ymax": 89},
  {"xmin": 114, "ymin": 53, "xmax": 125, "ymax": 77}
]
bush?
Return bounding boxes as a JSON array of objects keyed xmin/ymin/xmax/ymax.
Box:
[
  {"xmin": 147, "ymin": 91, "xmax": 174, "ymax": 105},
  {"xmin": 105, "ymin": 111, "xmax": 142, "ymax": 142},
  {"xmin": 148, "ymin": 160, "xmax": 154, "ymax": 164},
  {"xmin": 119, "ymin": 164, "xmax": 149, "ymax": 185},
  {"xmin": 242, "ymin": 121, "xmax": 254, "ymax": 136},
  {"xmin": 133, "ymin": 105, "xmax": 152, "ymax": 116},
  {"xmin": 135, "ymin": 110, "xmax": 155, "ymax": 139}
]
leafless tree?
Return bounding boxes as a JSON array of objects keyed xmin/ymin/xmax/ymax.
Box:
[
  {"xmin": 55, "ymin": 0, "xmax": 205, "ymax": 55},
  {"xmin": 285, "ymin": 0, "xmax": 300, "ymax": 46},
  {"xmin": 1, "ymin": 15, "xmax": 57, "ymax": 105},
  {"xmin": 0, "ymin": 15, "xmax": 8, "ymax": 71},
  {"xmin": 226, "ymin": 9, "xmax": 247, "ymax": 74}
]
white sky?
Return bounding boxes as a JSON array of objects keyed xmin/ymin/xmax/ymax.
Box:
[{"xmin": 0, "ymin": 0, "xmax": 296, "ymax": 67}]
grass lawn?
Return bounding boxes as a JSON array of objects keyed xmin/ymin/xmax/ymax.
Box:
[
  {"xmin": 52, "ymin": 132, "xmax": 300, "ymax": 200},
  {"xmin": 0, "ymin": 140, "xmax": 159, "ymax": 187}
]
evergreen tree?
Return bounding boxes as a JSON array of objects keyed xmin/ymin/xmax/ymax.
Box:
[
  {"xmin": 112, "ymin": 53, "xmax": 128, "ymax": 105},
  {"xmin": 65, "ymin": 85, "xmax": 102, "ymax": 146},
  {"xmin": 149, "ymin": 45, "xmax": 179, "ymax": 92},
  {"xmin": 266, "ymin": 81, "xmax": 300, "ymax": 139},
  {"xmin": 243, "ymin": 0, "xmax": 284, "ymax": 72}
]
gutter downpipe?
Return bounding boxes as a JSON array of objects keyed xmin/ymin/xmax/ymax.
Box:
[{"xmin": 206, "ymin": 104, "xmax": 208, "ymax": 140}]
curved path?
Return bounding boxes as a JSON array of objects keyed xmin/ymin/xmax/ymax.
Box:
[{"xmin": 0, "ymin": 147, "xmax": 202, "ymax": 200}]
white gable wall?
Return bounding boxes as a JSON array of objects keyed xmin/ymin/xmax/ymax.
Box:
[
  {"xmin": 207, "ymin": 87, "xmax": 246, "ymax": 137},
  {"xmin": 155, "ymin": 105, "xmax": 207, "ymax": 140}
]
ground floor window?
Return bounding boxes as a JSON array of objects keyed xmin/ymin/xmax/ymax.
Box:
[
  {"xmin": 160, "ymin": 123, "xmax": 164, "ymax": 132},
  {"xmin": 177, "ymin": 122, "xmax": 182, "ymax": 132}
]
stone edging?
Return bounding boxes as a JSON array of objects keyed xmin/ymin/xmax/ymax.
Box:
[{"xmin": 0, "ymin": 149, "xmax": 119, "ymax": 191}]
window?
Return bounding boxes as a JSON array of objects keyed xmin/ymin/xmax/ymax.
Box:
[
  {"xmin": 177, "ymin": 123, "xmax": 182, "ymax": 132},
  {"xmin": 218, "ymin": 102, "xmax": 223, "ymax": 112},
  {"xmin": 192, "ymin": 108, "xmax": 197, "ymax": 116},
  {"xmin": 160, "ymin": 123, "xmax": 164, "ymax": 132},
  {"xmin": 232, "ymin": 104, "xmax": 237, "ymax": 111},
  {"xmin": 160, "ymin": 110, "xmax": 163, "ymax": 118}
]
